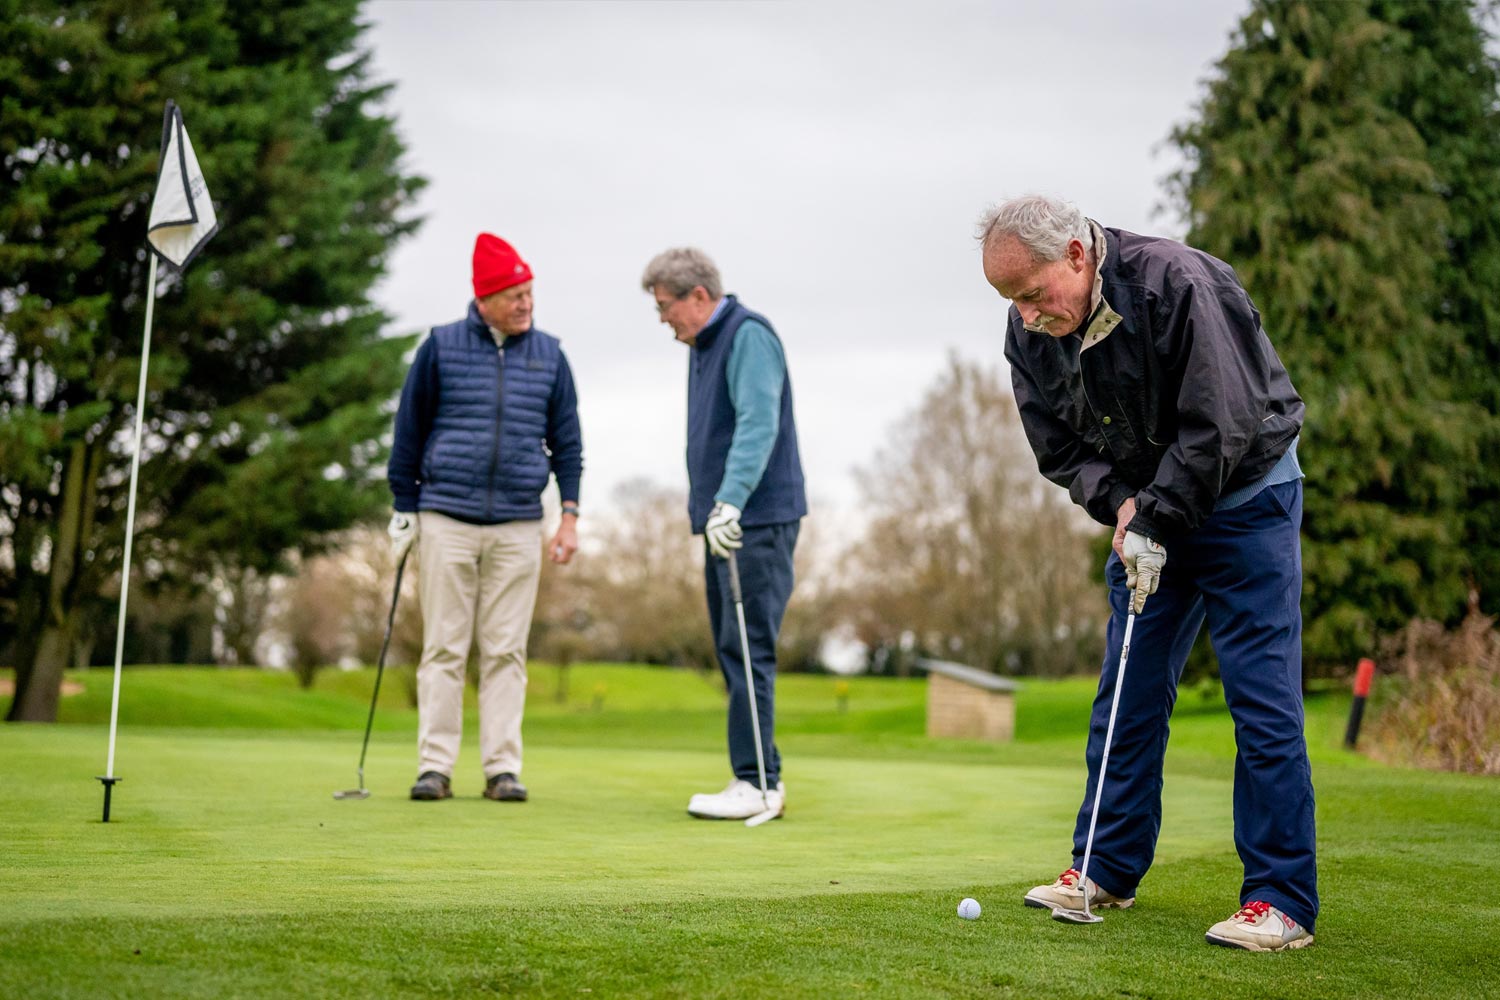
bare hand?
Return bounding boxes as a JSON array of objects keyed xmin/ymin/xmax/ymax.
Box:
[
  {"xmin": 548, "ymin": 516, "xmax": 578, "ymax": 564},
  {"xmin": 1113, "ymin": 497, "xmax": 1136, "ymax": 560}
]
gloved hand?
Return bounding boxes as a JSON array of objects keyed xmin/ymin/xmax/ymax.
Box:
[
  {"xmin": 704, "ymin": 502, "xmax": 743, "ymax": 560},
  {"xmin": 1122, "ymin": 531, "xmax": 1166, "ymax": 613},
  {"xmin": 388, "ymin": 511, "xmax": 418, "ymax": 562}
]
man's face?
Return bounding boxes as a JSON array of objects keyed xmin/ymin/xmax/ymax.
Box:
[
  {"xmin": 982, "ymin": 235, "xmax": 1094, "ymax": 337},
  {"xmin": 476, "ymin": 281, "xmax": 534, "ymax": 336},
  {"xmin": 652, "ymin": 284, "xmax": 716, "ymax": 345}
]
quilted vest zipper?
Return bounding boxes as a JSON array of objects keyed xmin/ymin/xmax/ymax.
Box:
[{"xmin": 486, "ymin": 342, "xmax": 506, "ymax": 519}]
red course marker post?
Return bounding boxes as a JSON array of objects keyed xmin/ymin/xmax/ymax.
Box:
[{"xmin": 1343, "ymin": 657, "xmax": 1376, "ymax": 748}]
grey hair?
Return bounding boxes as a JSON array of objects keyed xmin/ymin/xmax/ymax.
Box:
[
  {"xmin": 976, "ymin": 194, "xmax": 1091, "ymax": 262},
  {"xmin": 641, "ymin": 247, "xmax": 723, "ymax": 299}
]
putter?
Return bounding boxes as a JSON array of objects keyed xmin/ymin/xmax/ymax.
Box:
[
  {"xmin": 727, "ymin": 551, "xmax": 780, "ymax": 828},
  {"xmin": 1053, "ymin": 592, "xmax": 1138, "ymax": 925},
  {"xmin": 333, "ymin": 549, "xmax": 409, "ymax": 800}
]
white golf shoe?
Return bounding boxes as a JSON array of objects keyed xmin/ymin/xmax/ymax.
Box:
[
  {"xmin": 1023, "ymin": 867, "xmax": 1135, "ymax": 912},
  {"xmin": 1205, "ymin": 900, "xmax": 1314, "ymax": 952},
  {"xmin": 687, "ymin": 779, "xmax": 785, "ymax": 820}
]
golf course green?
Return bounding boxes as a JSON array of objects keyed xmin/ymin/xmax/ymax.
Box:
[{"xmin": 2, "ymin": 664, "xmax": 1495, "ymax": 998}]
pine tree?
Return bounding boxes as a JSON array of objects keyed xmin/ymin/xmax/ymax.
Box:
[
  {"xmin": 0, "ymin": 1, "xmax": 424, "ymax": 719},
  {"xmin": 1374, "ymin": 0, "xmax": 1500, "ymax": 614},
  {"xmin": 1167, "ymin": 0, "xmax": 1500, "ymax": 667}
]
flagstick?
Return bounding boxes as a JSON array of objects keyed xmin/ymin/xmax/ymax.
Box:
[{"xmin": 97, "ymin": 253, "xmax": 158, "ymax": 823}]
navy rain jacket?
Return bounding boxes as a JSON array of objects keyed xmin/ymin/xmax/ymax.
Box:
[{"xmin": 1004, "ymin": 226, "xmax": 1303, "ymax": 544}]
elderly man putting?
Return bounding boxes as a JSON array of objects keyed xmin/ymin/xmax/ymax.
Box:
[{"xmin": 979, "ymin": 194, "xmax": 1315, "ymax": 952}]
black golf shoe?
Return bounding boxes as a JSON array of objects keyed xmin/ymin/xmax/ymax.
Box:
[
  {"xmin": 483, "ymin": 772, "xmax": 528, "ymax": 802},
  {"xmin": 409, "ymin": 771, "xmax": 452, "ymax": 800}
]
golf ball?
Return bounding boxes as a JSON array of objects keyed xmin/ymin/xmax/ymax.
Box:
[{"xmin": 957, "ymin": 897, "xmax": 981, "ymax": 920}]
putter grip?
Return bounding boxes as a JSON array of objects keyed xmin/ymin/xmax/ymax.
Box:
[{"xmin": 727, "ymin": 551, "xmax": 743, "ymax": 604}]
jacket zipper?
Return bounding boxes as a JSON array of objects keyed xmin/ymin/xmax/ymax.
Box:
[{"xmin": 486, "ymin": 341, "xmax": 505, "ymax": 519}]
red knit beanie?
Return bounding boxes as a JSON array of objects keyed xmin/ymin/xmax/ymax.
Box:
[{"xmin": 472, "ymin": 233, "xmax": 533, "ymax": 298}]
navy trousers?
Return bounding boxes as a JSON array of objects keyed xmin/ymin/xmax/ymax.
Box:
[
  {"xmin": 1074, "ymin": 480, "xmax": 1318, "ymax": 931},
  {"xmin": 704, "ymin": 521, "xmax": 799, "ymax": 787}
]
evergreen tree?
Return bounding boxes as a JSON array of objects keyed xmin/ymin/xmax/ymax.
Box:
[
  {"xmin": 1167, "ymin": 0, "xmax": 1500, "ymax": 667},
  {"xmin": 0, "ymin": 1, "xmax": 424, "ymax": 720},
  {"xmin": 1376, "ymin": 1, "xmax": 1500, "ymax": 613}
]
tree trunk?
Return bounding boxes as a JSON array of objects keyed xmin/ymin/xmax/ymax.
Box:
[
  {"xmin": 11, "ymin": 620, "xmax": 74, "ymax": 721},
  {"xmin": 6, "ymin": 441, "xmax": 101, "ymax": 723}
]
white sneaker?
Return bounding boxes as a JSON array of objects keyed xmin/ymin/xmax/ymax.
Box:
[
  {"xmin": 1023, "ymin": 867, "xmax": 1135, "ymax": 912},
  {"xmin": 687, "ymin": 779, "xmax": 785, "ymax": 820},
  {"xmin": 1205, "ymin": 901, "xmax": 1314, "ymax": 951}
]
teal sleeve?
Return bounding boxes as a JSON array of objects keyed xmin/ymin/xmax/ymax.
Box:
[{"xmin": 717, "ymin": 321, "xmax": 785, "ymax": 509}]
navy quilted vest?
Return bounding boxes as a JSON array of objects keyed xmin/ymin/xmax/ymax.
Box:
[
  {"xmin": 419, "ymin": 305, "xmax": 562, "ymax": 523},
  {"xmin": 686, "ymin": 296, "xmax": 807, "ymax": 532}
]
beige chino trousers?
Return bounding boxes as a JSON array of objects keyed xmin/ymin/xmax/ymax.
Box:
[{"xmin": 416, "ymin": 511, "xmax": 543, "ymax": 780}]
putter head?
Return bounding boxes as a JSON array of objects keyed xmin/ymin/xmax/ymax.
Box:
[
  {"xmin": 744, "ymin": 808, "xmax": 780, "ymax": 828},
  {"xmin": 1051, "ymin": 905, "xmax": 1103, "ymax": 925},
  {"xmin": 332, "ymin": 789, "xmax": 370, "ymax": 800}
]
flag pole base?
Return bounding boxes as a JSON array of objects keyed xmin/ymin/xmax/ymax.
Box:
[{"xmin": 95, "ymin": 776, "xmax": 123, "ymax": 823}]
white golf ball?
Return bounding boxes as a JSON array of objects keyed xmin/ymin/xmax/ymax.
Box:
[{"xmin": 957, "ymin": 897, "xmax": 981, "ymax": 920}]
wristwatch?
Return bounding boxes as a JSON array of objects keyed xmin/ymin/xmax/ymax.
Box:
[{"xmin": 561, "ymin": 502, "xmax": 580, "ymax": 518}]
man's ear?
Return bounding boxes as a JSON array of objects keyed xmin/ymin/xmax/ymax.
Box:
[{"xmin": 1066, "ymin": 238, "xmax": 1089, "ymax": 272}]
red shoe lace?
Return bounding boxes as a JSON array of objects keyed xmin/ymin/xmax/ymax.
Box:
[
  {"xmin": 1056, "ymin": 868, "xmax": 1081, "ymax": 887},
  {"xmin": 1233, "ymin": 900, "xmax": 1272, "ymax": 922}
]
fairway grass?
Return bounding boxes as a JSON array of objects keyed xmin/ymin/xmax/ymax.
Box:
[{"xmin": 2, "ymin": 665, "xmax": 1497, "ymax": 999}]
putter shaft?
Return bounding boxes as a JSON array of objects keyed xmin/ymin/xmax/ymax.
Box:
[
  {"xmin": 336, "ymin": 551, "xmax": 407, "ymax": 799},
  {"xmin": 727, "ymin": 552, "xmax": 776, "ymax": 826},
  {"xmin": 1073, "ymin": 604, "xmax": 1137, "ymax": 921}
]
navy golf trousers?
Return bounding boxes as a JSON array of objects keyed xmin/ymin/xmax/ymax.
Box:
[
  {"xmin": 704, "ymin": 521, "xmax": 799, "ymax": 786},
  {"xmin": 1073, "ymin": 480, "xmax": 1318, "ymax": 932}
]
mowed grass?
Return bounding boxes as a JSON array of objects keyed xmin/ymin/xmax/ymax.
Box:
[{"xmin": 2, "ymin": 664, "xmax": 1497, "ymax": 999}]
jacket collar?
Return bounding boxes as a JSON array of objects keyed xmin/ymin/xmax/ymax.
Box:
[
  {"xmin": 1078, "ymin": 222, "xmax": 1125, "ymax": 353},
  {"xmin": 692, "ymin": 294, "xmax": 739, "ymax": 351},
  {"xmin": 466, "ymin": 300, "xmax": 531, "ymax": 347}
]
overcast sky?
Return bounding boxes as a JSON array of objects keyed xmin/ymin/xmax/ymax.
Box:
[{"xmin": 362, "ymin": 0, "xmax": 1248, "ymax": 517}]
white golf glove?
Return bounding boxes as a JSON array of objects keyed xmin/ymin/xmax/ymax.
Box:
[
  {"xmin": 1122, "ymin": 530, "xmax": 1166, "ymax": 614},
  {"xmin": 388, "ymin": 511, "xmax": 418, "ymax": 562},
  {"xmin": 704, "ymin": 502, "xmax": 744, "ymax": 559}
]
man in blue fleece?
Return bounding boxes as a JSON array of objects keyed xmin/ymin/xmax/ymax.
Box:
[
  {"xmin": 387, "ymin": 233, "xmax": 583, "ymax": 804},
  {"xmin": 641, "ymin": 248, "xmax": 807, "ymax": 820}
]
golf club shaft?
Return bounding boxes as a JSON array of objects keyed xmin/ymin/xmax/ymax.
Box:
[
  {"xmin": 1077, "ymin": 606, "xmax": 1135, "ymax": 916},
  {"xmin": 355, "ymin": 550, "xmax": 408, "ymax": 783},
  {"xmin": 727, "ymin": 551, "xmax": 771, "ymax": 805}
]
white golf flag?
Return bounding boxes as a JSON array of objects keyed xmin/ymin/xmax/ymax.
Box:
[
  {"xmin": 99, "ymin": 99, "xmax": 221, "ymax": 821},
  {"xmin": 146, "ymin": 100, "xmax": 218, "ymax": 268}
]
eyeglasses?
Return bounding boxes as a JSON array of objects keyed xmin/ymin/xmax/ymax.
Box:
[{"xmin": 654, "ymin": 294, "xmax": 683, "ymax": 316}]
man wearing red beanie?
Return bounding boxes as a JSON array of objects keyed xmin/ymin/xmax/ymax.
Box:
[{"xmin": 387, "ymin": 233, "xmax": 584, "ymax": 803}]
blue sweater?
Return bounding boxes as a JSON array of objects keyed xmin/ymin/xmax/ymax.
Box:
[
  {"xmin": 388, "ymin": 302, "xmax": 583, "ymax": 523},
  {"xmin": 716, "ymin": 319, "xmax": 787, "ymax": 509}
]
